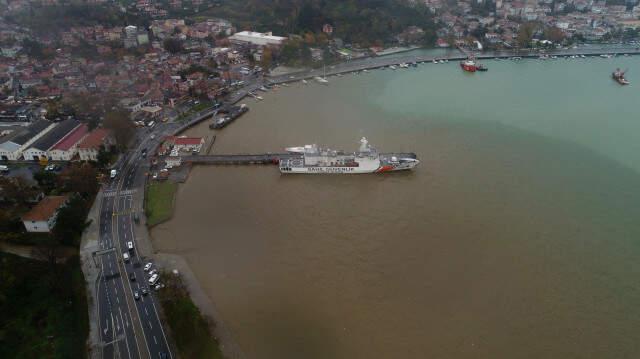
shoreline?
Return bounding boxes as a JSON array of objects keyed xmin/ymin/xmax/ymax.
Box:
[
  {"xmin": 153, "ymin": 252, "xmax": 246, "ymax": 359},
  {"xmin": 145, "ymin": 48, "xmax": 640, "ymax": 358}
]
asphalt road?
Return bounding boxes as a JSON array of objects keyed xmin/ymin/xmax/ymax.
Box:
[{"xmin": 96, "ymin": 128, "xmax": 173, "ymax": 359}]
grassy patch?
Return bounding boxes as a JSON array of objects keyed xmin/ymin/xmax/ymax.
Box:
[
  {"xmin": 159, "ymin": 273, "xmax": 223, "ymax": 359},
  {"xmin": 145, "ymin": 182, "xmax": 178, "ymax": 227},
  {"xmin": 0, "ymin": 252, "xmax": 89, "ymax": 359}
]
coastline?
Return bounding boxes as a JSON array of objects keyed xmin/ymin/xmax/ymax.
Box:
[
  {"xmin": 154, "ymin": 252, "xmax": 246, "ymax": 359},
  {"xmin": 145, "ymin": 49, "xmax": 640, "ymax": 358},
  {"xmin": 144, "ymin": 180, "xmax": 245, "ymax": 358}
]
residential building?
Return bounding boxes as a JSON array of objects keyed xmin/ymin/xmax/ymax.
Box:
[
  {"xmin": 22, "ymin": 119, "xmax": 81, "ymax": 161},
  {"xmin": 0, "ymin": 120, "xmax": 54, "ymax": 161},
  {"xmin": 77, "ymin": 128, "xmax": 112, "ymax": 161},
  {"xmin": 22, "ymin": 195, "xmax": 68, "ymax": 233},
  {"xmin": 47, "ymin": 123, "xmax": 89, "ymax": 161},
  {"xmin": 124, "ymin": 25, "xmax": 138, "ymax": 48},
  {"xmin": 163, "ymin": 136, "xmax": 204, "ymax": 153}
]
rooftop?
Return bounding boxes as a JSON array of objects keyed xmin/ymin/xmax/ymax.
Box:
[
  {"xmin": 51, "ymin": 123, "xmax": 88, "ymax": 151},
  {"xmin": 22, "ymin": 195, "xmax": 68, "ymax": 222},
  {"xmin": 28, "ymin": 119, "xmax": 81, "ymax": 151},
  {"xmin": 77, "ymin": 128, "xmax": 110, "ymax": 150},
  {"xmin": 9, "ymin": 120, "xmax": 52, "ymax": 146}
]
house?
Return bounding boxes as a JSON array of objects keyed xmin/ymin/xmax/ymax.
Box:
[
  {"xmin": 48, "ymin": 123, "xmax": 89, "ymax": 161},
  {"xmin": 22, "ymin": 119, "xmax": 81, "ymax": 161},
  {"xmin": 22, "ymin": 195, "xmax": 68, "ymax": 233},
  {"xmin": 0, "ymin": 120, "xmax": 54, "ymax": 161},
  {"xmin": 163, "ymin": 136, "xmax": 204, "ymax": 153},
  {"xmin": 77, "ymin": 128, "xmax": 112, "ymax": 161}
]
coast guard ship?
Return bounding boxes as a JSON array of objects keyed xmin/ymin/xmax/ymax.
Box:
[{"xmin": 279, "ymin": 137, "xmax": 419, "ymax": 174}]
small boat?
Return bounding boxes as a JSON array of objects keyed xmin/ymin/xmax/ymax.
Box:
[
  {"xmin": 476, "ymin": 64, "xmax": 488, "ymax": 72},
  {"xmin": 258, "ymin": 86, "xmax": 268, "ymax": 92},
  {"xmin": 302, "ymin": 79, "xmax": 308, "ymax": 84},
  {"xmin": 363, "ymin": 69, "xmax": 370, "ymax": 73},
  {"xmin": 399, "ymin": 63, "xmax": 409, "ymax": 68},
  {"xmin": 314, "ymin": 76, "xmax": 329, "ymax": 84},
  {"xmin": 612, "ymin": 68, "xmax": 630, "ymax": 85},
  {"xmin": 460, "ymin": 58, "xmax": 477, "ymax": 72},
  {"xmin": 389, "ymin": 65, "xmax": 397, "ymax": 70},
  {"xmin": 443, "ymin": 59, "xmax": 449, "ymax": 63}
]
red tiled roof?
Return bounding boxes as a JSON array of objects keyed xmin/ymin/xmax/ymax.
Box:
[
  {"xmin": 52, "ymin": 123, "xmax": 88, "ymax": 151},
  {"xmin": 77, "ymin": 128, "xmax": 110, "ymax": 150},
  {"xmin": 22, "ymin": 196, "xmax": 68, "ymax": 222}
]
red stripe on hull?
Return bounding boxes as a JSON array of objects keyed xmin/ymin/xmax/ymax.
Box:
[{"xmin": 376, "ymin": 165, "xmax": 395, "ymax": 173}]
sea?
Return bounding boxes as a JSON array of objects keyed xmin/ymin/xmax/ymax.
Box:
[{"xmin": 152, "ymin": 54, "xmax": 640, "ymax": 359}]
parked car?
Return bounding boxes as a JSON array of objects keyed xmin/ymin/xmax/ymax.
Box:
[
  {"xmin": 122, "ymin": 252, "xmax": 130, "ymax": 262},
  {"xmin": 141, "ymin": 287, "xmax": 149, "ymax": 296},
  {"xmin": 143, "ymin": 262, "xmax": 152, "ymax": 272},
  {"xmin": 134, "ymin": 291, "xmax": 140, "ymax": 300}
]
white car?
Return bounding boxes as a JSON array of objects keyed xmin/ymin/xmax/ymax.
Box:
[
  {"xmin": 127, "ymin": 241, "xmax": 133, "ymax": 251},
  {"xmin": 148, "ymin": 273, "xmax": 159, "ymax": 285},
  {"xmin": 143, "ymin": 262, "xmax": 152, "ymax": 272},
  {"xmin": 122, "ymin": 252, "xmax": 130, "ymax": 262}
]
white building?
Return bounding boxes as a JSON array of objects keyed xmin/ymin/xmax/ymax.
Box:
[
  {"xmin": 47, "ymin": 123, "xmax": 89, "ymax": 161},
  {"xmin": 228, "ymin": 31, "xmax": 287, "ymax": 47},
  {"xmin": 0, "ymin": 120, "xmax": 55, "ymax": 161},
  {"xmin": 77, "ymin": 128, "xmax": 112, "ymax": 161},
  {"xmin": 22, "ymin": 195, "xmax": 68, "ymax": 233}
]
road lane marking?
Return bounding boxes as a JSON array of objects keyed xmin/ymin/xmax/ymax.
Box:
[
  {"xmin": 153, "ymin": 336, "xmax": 157, "ymax": 345},
  {"xmin": 148, "ymin": 321, "xmax": 152, "ymax": 329},
  {"xmin": 144, "ymin": 307, "xmax": 148, "ymax": 316}
]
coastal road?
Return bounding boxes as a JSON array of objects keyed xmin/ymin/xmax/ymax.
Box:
[{"xmin": 96, "ymin": 133, "xmax": 173, "ymax": 359}]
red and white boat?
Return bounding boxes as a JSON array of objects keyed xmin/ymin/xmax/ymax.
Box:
[{"xmin": 460, "ymin": 59, "xmax": 477, "ymax": 72}]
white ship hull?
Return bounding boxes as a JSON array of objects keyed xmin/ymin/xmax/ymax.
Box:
[
  {"xmin": 282, "ymin": 163, "xmax": 418, "ymax": 174},
  {"xmin": 279, "ymin": 137, "xmax": 419, "ymax": 174}
]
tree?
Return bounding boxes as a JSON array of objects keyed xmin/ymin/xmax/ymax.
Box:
[
  {"xmin": 544, "ymin": 26, "xmax": 565, "ymax": 44},
  {"xmin": 104, "ymin": 109, "xmax": 135, "ymax": 149},
  {"xmin": 261, "ymin": 46, "xmax": 273, "ymax": 69},
  {"xmin": 517, "ymin": 22, "xmax": 538, "ymax": 48},
  {"xmin": 0, "ymin": 176, "xmax": 37, "ymax": 204},
  {"xmin": 163, "ymin": 37, "xmax": 183, "ymax": 54},
  {"xmin": 52, "ymin": 194, "xmax": 90, "ymax": 246},
  {"xmin": 33, "ymin": 171, "xmax": 58, "ymax": 195},
  {"xmin": 57, "ymin": 163, "xmax": 99, "ymax": 197},
  {"xmin": 96, "ymin": 145, "xmax": 115, "ymax": 169}
]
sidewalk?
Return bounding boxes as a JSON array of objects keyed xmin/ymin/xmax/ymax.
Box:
[{"xmin": 79, "ymin": 191, "xmax": 104, "ymax": 359}]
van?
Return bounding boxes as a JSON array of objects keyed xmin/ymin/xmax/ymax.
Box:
[
  {"xmin": 127, "ymin": 241, "xmax": 134, "ymax": 251},
  {"xmin": 0, "ymin": 165, "xmax": 8, "ymax": 172},
  {"xmin": 148, "ymin": 273, "xmax": 159, "ymax": 285},
  {"xmin": 110, "ymin": 169, "xmax": 117, "ymax": 179},
  {"xmin": 123, "ymin": 252, "xmax": 130, "ymax": 262}
]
